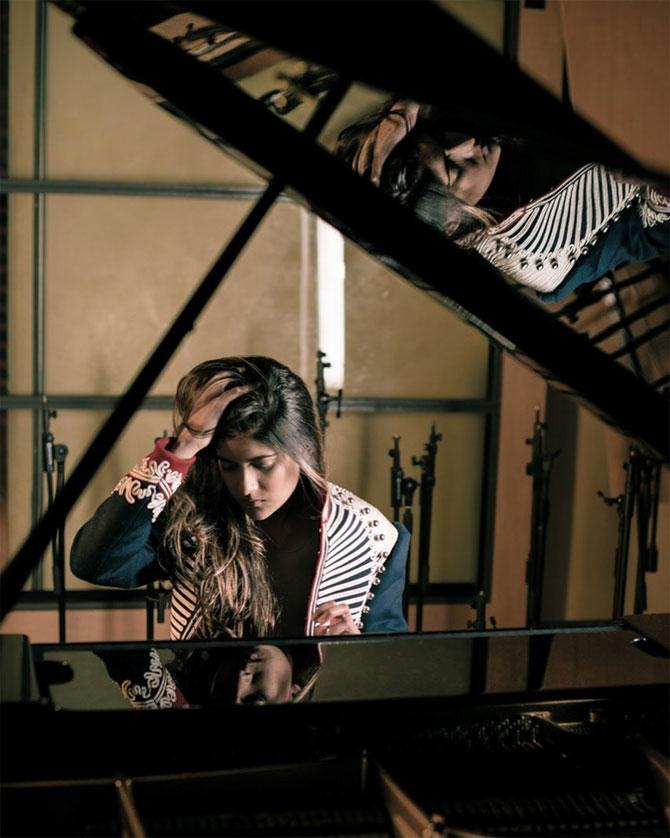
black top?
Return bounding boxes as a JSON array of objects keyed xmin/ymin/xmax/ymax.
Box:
[
  {"xmin": 484, "ymin": 139, "xmax": 587, "ymax": 217},
  {"xmin": 257, "ymin": 485, "xmax": 321, "ymax": 636}
]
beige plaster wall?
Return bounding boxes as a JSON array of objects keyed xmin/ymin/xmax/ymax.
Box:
[{"xmin": 1, "ymin": 608, "xmax": 171, "ymax": 644}]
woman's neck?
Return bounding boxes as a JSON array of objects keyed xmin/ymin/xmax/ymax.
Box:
[{"xmin": 256, "ymin": 483, "xmax": 315, "ymax": 544}]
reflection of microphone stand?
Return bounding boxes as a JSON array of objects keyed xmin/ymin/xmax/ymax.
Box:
[
  {"xmin": 412, "ymin": 424, "xmax": 442, "ymax": 632},
  {"xmin": 524, "ymin": 406, "xmax": 559, "ymax": 629},
  {"xmin": 388, "ymin": 436, "xmax": 418, "ymax": 620},
  {"xmin": 260, "ymin": 65, "xmax": 339, "ymax": 115},
  {"xmin": 42, "ymin": 402, "xmax": 68, "ymax": 642},
  {"xmin": 314, "ymin": 350, "xmax": 342, "ymax": 434}
]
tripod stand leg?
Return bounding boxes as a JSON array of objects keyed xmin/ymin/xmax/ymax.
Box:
[{"xmin": 55, "ymin": 458, "xmax": 67, "ymax": 643}]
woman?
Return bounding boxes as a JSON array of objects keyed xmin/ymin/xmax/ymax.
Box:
[
  {"xmin": 337, "ymin": 100, "xmax": 669, "ymax": 302},
  {"xmin": 71, "ymin": 356, "xmax": 409, "ymax": 639}
]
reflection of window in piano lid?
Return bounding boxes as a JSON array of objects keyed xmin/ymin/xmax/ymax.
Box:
[{"xmin": 149, "ymin": 12, "xmax": 339, "ymax": 132}]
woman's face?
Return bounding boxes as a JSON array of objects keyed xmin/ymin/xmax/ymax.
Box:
[
  {"xmin": 215, "ymin": 434, "xmax": 301, "ymax": 520},
  {"xmin": 235, "ymin": 645, "xmax": 297, "ymax": 705},
  {"xmin": 417, "ymin": 134, "xmax": 501, "ymax": 205}
]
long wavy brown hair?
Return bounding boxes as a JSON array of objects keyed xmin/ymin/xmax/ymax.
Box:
[
  {"xmin": 161, "ymin": 357, "xmax": 327, "ymax": 639},
  {"xmin": 336, "ymin": 100, "xmax": 498, "ymax": 242}
]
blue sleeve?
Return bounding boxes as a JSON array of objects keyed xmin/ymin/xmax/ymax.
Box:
[
  {"xmin": 537, "ymin": 205, "xmax": 669, "ymax": 303},
  {"xmin": 363, "ymin": 523, "xmax": 410, "ymax": 633},
  {"xmin": 70, "ymin": 492, "xmax": 166, "ymax": 588}
]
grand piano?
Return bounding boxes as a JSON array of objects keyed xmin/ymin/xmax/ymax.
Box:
[{"xmin": 2, "ymin": 2, "xmax": 669, "ymax": 836}]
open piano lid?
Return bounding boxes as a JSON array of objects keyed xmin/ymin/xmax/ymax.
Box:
[{"xmin": 53, "ymin": 0, "xmax": 668, "ymax": 460}]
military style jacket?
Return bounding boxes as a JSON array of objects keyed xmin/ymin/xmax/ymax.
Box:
[{"xmin": 71, "ymin": 439, "xmax": 409, "ymax": 638}]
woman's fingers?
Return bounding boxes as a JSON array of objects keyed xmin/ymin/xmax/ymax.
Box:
[
  {"xmin": 190, "ymin": 384, "xmax": 251, "ymax": 431},
  {"xmin": 175, "ymin": 382, "xmax": 252, "ymax": 456},
  {"xmin": 355, "ymin": 101, "xmax": 419, "ymax": 186},
  {"xmin": 313, "ymin": 601, "xmax": 349, "ymax": 621},
  {"xmin": 197, "ymin": 378, "xmax": 251, "ymax": 411},
  {"xmin": 313, "ymin": 601, "xmax": 361, "ymax": 636}
]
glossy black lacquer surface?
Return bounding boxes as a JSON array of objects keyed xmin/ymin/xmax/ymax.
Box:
[{"xmin": 23, "ymin": 620, "xmax": 670, "ymax": 711}]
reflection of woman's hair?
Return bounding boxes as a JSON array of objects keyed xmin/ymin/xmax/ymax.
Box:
[
  {"xmin": 337, "ymin": 101, "xmax": 497, "ymax": 242},
  {"xmin": 161, "ymin": 357, "xmax": 327, "ymax": 639}
]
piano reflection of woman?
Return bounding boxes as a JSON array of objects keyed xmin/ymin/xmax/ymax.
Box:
[
  {"xmin": 337, "ymin": 100, "xmax": 669, "ymax": 303},
  {"xmin": 96, "ymin": 643, "xmax": 322, "ymax": 709},
  {"xmin": 71, "ymin": 356, "xmax": 409, "ymax": 640}
]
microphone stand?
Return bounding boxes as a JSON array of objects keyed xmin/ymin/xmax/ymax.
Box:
[
  {"xmin": 412, "ymin": 424, "xmax": 442, "ymax": 632},
  {"xmin": 42, "ymin": 403, "xmax": 69, "ymax": 643},
  {"xmin": 388, "ymin": 436, "xmax": 418, "ymax": 620},
  {"xmin": 314, "ymin": 349, "xmax": 342, "ymax": 434},
  {"xmin": 599, "ymin": 448, "xmax": 660, "ymax": 618},
  {"xmin": 524, "ymin": 406, "xmax": 559, "ymax": 628},
  {"xmin": 467, "ymin": 590, "xmax": 497, "ymax": 630},
  {"xmin": 598, "ymin": 447, "xmax": 639, "ymax": 619},
  {"xmin": 389, "ymin": 436, "xmax": 403, "ymax": 524},
  {"xmin": 53, "ymin": 441, "xmax": 69, "ymax": 643},
  {"xmin": 633, "ymin": 459, "xmax": 661, "ymax": 614},
  {"xmin": 41, "ymin": 404, "xmax": 56, "ymax": 590}
]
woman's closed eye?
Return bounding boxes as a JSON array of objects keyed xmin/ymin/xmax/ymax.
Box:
[
  {"xmin": 443, "ymin": 157, "xmax": 462, "ymax": 187},
  {"xmin": 218, "ymin": 456, "xmax": 276, "ymax": 472}
]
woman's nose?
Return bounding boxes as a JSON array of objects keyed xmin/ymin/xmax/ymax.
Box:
[
  {"xmin": 236, "ymin": 670, "xmax": 252, "ymax": 704},
  {"xmin": 240, "ymin": 467, "xmax": 259, "ymax": 498}
]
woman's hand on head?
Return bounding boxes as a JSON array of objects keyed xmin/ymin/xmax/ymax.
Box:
[
  {"xmin": 171, "ymin": 377, "xmax": 251, "ymax": 459},
  {"xmin": 313, "ymin": 601, "xmax": 361, "ymax": 636},
  {"xmin": 354, "ymin": 100, "xmax": 419, "ymax": 186}
]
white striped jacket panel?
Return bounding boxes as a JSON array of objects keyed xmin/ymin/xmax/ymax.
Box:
[{"xmin": 475, "ymin": 164, "xmax": 641, "ymax": 292}]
